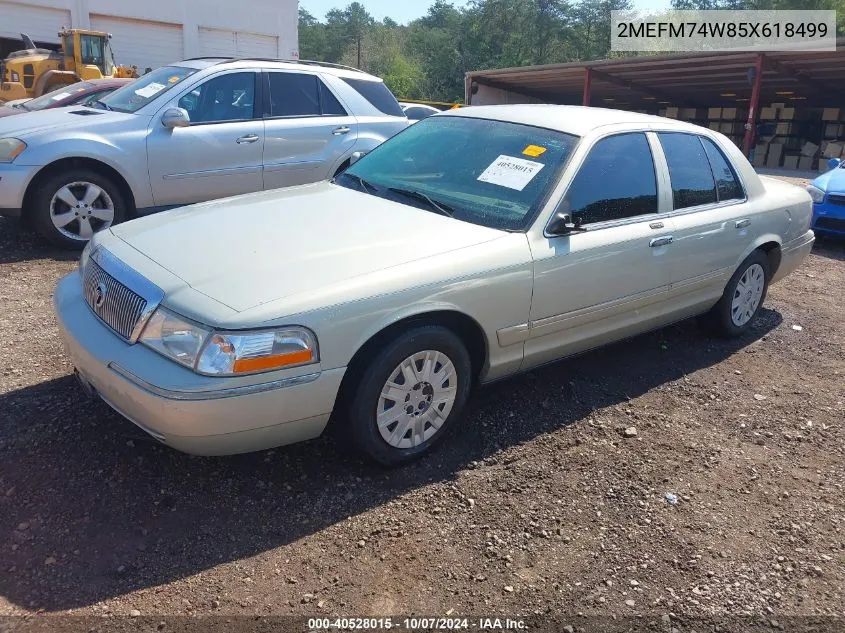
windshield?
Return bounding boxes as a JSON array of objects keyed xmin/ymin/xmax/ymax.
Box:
[
  {"xmin": 337, "ymin": 116, "xmax": 578, "ymax": 231},
  {"xmin": 22, "ymin": 82, "xmax": 95, "ymax": 111},
  {"xmin": 99, "ymin": 66, "xmax": 197, "ymax": 113}
]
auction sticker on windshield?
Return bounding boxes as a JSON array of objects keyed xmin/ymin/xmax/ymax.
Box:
[
  {"xmin": 135, "ymin": 82, "xmax": 166, "ymax": 98},
  {"xmin": 478, "ymin": 155, "xmax": 545, "ymax": 191}
]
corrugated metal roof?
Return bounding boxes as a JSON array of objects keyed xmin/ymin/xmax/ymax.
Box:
[{"xmin": 466, "ymin": 39, "xmax": 845, "ymax": 108}]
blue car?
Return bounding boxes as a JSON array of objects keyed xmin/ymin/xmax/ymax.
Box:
[{"xmin": 808, "ymin": 158, "xmax": 845, "ymax": 237}]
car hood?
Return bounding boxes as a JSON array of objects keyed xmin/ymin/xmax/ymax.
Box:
[
  {"xmin": 0, "ymin": 106, "xmax": 135, "ymax": 137},
  {"xmin": 110, "ymin": 182, "xmax": 507, "ymax": 313},
  {"xmin": 813, "ymin": 166, "xmax": 845, "ymax": 195}
]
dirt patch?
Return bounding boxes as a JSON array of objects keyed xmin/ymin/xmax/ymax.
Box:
[{"xmin": 0, "ymin": 196, "xmax": 843, "ymax": 622}]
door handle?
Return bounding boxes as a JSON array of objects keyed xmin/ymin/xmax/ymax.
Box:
[
  {"xmin": 236, "ymin": 134, "xmax": 259, "ymax": 144},
  {"xmin": 735, "ymin": 219, "xmax": 751, "ymax": 229},
  {"xmin": 332, "ymin": 126, "xmax": 351, "ymax": 135},
  {"xmin": 649, "ymin": 236, "xmax": 674, "ymax": 248}
]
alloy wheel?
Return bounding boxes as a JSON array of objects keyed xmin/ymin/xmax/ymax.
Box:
[{"xmin": 49, "ymin": 181, "xmax": 115, "ymax": 241}]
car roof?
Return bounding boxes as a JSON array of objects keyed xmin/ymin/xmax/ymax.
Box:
[
  {"xmin": 440, "ymin": 104, "xmax": 705, "ymax": 136},
  {"xmin": 173, "ymin": 57, "xmax": 385, "ymax": 81}
]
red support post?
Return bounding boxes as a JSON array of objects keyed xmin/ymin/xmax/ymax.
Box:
[
  {"xmin": 582, "ymin": 67, "xmax": 592, "ymax": 107},
  {"xmin": 742, "ymin": 53, "xmax": 765, "ymax": 157}
]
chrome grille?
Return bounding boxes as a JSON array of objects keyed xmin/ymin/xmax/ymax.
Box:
[{"xmin": 82, "ymin": 260, "xmax": 147, "ymax": 340}]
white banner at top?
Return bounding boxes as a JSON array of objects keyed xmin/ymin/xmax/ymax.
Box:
[{"xmin": 611, "ymin": 10, "xmax": 837, "ymax": 53}]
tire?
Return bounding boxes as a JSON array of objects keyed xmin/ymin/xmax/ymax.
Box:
[
  {"xmin": 346, "ymin": 326, "xmax": 473, "ymax": 467},
  {"xmin": 31, "ymin": 168, "xmax": 127, "ymax": 250},
  {"xmin": 703, "ymin": 250, "xmax": 771, "ymax": 338}
]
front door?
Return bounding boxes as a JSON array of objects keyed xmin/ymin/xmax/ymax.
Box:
[
  {"xmin": 261, "ymin": 70, "xmax": 359, "ymax": 190},
  {"xmin": 146, "ymin": 70, "xmax": 264, "ymax": 208},
  {"xmin": 524, "ymin": 132, "xmax": 675, "ymax": 370}
]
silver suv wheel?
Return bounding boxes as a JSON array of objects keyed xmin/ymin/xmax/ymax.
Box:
[{"xmin": 50, "ymin": 181, "xmax": 116, "ymax": 241}]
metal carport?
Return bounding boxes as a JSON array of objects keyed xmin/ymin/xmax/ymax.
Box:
[{"xmin": 465, "ymin": 39, "xmax": 845, "ymax": 155}]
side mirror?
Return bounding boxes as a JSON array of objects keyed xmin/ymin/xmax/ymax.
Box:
[
  {"xmin": 828, "ymin": 157, "xmax": 841, "ymax": 170},
  {"xmin": 349, "ymin": 150, "xmax": 367, "ymax": 166},
  {"xmin": 546, "ymin": 210, "xmax": 585, "ymax": 236},
  {"xmin": 162, "ymin": 107, "xmax": 190, "ymax": 129}
]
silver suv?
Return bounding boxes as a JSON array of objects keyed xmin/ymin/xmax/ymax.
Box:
[{"xmin": 0, "ymin": 58, "xmax": 408, "ymax": 248}]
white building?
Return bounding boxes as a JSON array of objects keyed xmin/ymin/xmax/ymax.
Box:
[{"xmin": 1, "ymin": 0, "xmax": 299, "ymax": 71}]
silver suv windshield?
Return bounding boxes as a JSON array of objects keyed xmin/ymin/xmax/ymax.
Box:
[
  {"xmin": 336, "ymin": 116, "xmax": 578, "ymax": 231},
  {"xmin": 99, "ymin": 66, "xmax": 197, "ymax": 113}
]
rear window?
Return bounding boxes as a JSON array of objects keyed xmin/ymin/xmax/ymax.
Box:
[{"xmin": 341, "ymin": 77, "xmax": 404, "ymax": 117}]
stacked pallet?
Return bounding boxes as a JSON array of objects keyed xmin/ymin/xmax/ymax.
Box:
[
  {"xmin": 705, "ymin": 107, "xmax": 747, "ymax": 149},
  {"xmin": 752, "ymin": 102, "xmax": 816, "ymax": 171},
  {"xmin": 819, "ymin": 108, "xmax": 845, "ymax": 172},
  {"xmin": 653, "ymin": 107, "xmax": 745, "ymax": 148}
]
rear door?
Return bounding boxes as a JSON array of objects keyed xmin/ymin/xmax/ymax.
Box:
[
  {"xmin": 261, "ymin": 70, "xmax": 358, "ymax": 190},
  {"xmin": 655, "ymin": 132, "xmax": 749, "ymax": 301}
]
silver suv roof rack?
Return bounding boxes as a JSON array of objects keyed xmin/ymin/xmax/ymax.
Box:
[{"xmin": 182, "ymin": 57, "xmax": 363, "ymax": 73}]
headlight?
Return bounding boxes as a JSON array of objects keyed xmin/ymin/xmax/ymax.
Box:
[
  {"xmin": 139, "ymin": 307, "xmax": 318, "ymax": 376},
  {"xmin": 11, "ymin": 71, "xmax": 19, "ymax": 82},
  {"xmin": 139, "ymin": 307, "xmax": 211, "ymax": 369},
  {"xmin": 0, "ymin": 138, "xmax": 27, "ymax": 163},
  {"xmin": 196, "ymin": 327, "xmax": 318, "ymax": 376},
  {"xmin": 807, "ymin": 185, "xmax": 825, "ymax": 204}
]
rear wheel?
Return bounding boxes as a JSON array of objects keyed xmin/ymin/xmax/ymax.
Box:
[
  {"xmin": 703, "ymin": 250, "xmax": 771, "ymax": 337},
  {"xmin": 31, "ymin": 168, "xmax": 126, "ymax": 249},
  {"xmin": 346, "ymin": 326, "xmax": 472, "ymax": 466}
]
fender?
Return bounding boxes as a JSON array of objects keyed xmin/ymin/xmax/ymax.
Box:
[
  {"xmin": 733, "ymin": 232, "xmax": 782, "ymax": 272},
  {"xmin": 23, "ymin": 136, "xmax": 156, "ymax": 210},
  {"xmin": 34, "ymin": 70, "xmax": 79, "ymax": 97},
  {"xmin": 347, "ymin": 300, "xmax": 493, "ymax": 376}
]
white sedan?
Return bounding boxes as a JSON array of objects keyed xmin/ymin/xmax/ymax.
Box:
[{"xmin": 54, "ymin": 105, "xmax": 814, "ymax": 466}]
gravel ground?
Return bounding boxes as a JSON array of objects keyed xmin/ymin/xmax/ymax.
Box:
[{"xmin": 0, "ymin": 181, "xmax": 843, "ymax": 628}]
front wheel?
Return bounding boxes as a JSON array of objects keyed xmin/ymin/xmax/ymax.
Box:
[
  {"xmin": 703, "ymin": 250, "xmax": 771, "ymax": 337},
  {"xmin": 31, "ymin": 169, "xmax": 127, "ymax": 249},
  {"xmin": 346, "ymin": 326, "xmax": 472, "ymax": 466}
]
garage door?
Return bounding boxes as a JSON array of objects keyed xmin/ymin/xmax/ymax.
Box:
[
  {"xmin": 235, "ymin": 33, "xmax": 278, "ymax": 58},
  {"xmin": 90, "ymin": 15, "xmax": 183, "ymax": 72},
  {"xmin": 0, "ymin": 1, "xmax": 71, "ymax": 44},
  {"xmin": 199, "ymin": 28, "xmax": 278, "ymax": 59}
]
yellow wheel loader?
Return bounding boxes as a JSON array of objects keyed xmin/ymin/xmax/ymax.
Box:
[{"xmin": 0, "ymin": 29, "xmax": 138, "ymax": 102}]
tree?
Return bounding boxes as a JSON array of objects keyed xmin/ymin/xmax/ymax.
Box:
[
  {"xmin": 298, "ymin": 8, "xmax": 327, "ymax": 60},
  {"xmin": 298, "ymin": 0, "xmax": 707, "ymax": 102},
  {"xmin": 326, "ymin": 2, "xmax": 376, "ymax": 67}
]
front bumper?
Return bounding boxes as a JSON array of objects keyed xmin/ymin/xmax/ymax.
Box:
[
  {"xmin": 0, "ymin": 162, "xmax": 39, "ymax": 213},
  {"xmin": 54, "ymin": 272, "xmax": 346, "ymax": 456},
  {"xmin": 812, "ymin": 200, "xmax": 845, "ymax": 236}
]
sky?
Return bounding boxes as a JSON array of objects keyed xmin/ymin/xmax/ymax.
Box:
[{"xmin": 299, "ymin": 0, "xmax": 672, "ymax": 24}]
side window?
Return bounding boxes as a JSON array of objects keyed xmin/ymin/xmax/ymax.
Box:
[
  {"xmin": 319, "ymin": 81, "xmax": 347, "ymax": 116},
  {"xmin": 340, "ymin": 77, "xmax": 405, "ymax": 117},
  {"xmin": 563, "ymin": 133, "xmax": 658, "ymax": 226},
  {"xmin": 701, "ymin": 137, "xmax": 744, "ymax": 201},
  {"xmin": 268, "ymin": 73, "xmax": 321, "ymax": 117},
  {"xmin": 179, "ymin": 72, "xmax": 255, "ymax": 124},
  {"xmin": 658, "ymin": 132, "xmax": 717, "ymax": 209}
]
